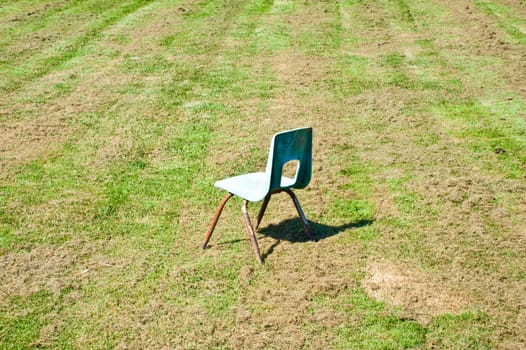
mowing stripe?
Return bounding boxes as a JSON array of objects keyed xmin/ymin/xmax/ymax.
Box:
[{"xmin": 0, "ymin": 0, "xmax": 155, "ymax": 93}]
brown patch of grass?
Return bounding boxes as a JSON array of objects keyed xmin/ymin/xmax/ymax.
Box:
[
  {"xmin": 362, "ymin": 260, "xmax": 471, "ymax": 323},
  {"xmin": 0, "ymin": 238, "xmax": 100, "ymax": 301},
  {"xmin": 269, "ymin": 51, "xmax": 331, "ymax": 85},
  {"xmin": 372, "ymin": 183, "xmax": 400, "ymax": 219},
  {"xmin": 226, "ymin": 243, "xmax": 360, "ymax": 349}
]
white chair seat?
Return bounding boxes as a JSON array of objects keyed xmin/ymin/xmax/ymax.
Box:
[{"xmin": 215, "ymin": 172, "xmax": 295, "ymax": 202}]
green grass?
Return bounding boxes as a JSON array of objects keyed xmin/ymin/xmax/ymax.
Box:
[
  {"xmin": 426, "ymin": 312, "xmax": 494, "ymax": 349},
  {"xmin": 434, "ymin": 98, "xmax": 526, "ymax": 178},
  {"xmin": 475, "ymin": 0, "xmax": 526, "ymax": 43},
  {"xmin": 335, "ymin": 290, "xmax": 427, "ymax": 349},
  {"xmin": 394, "ymin": 0, "xmax": 416, "ymax": 29},
  {"xmin": 0, "ymin": 291, "xmax": 55, "ymax": 350},
  {"xmin": 1, "ymin": 0, "xmax": 525, "ymax": 348},
  {"xmin": 333, "ymin": 290, "xmax": 493, "ymax": 349}
]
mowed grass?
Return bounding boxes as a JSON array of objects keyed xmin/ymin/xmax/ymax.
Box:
[{"xmin": 1, "ymin": 0, "xmax": 525, "ymax": 348}]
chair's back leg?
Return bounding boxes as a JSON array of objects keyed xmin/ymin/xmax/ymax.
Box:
[
  {"xmin": 284, "ymin": 189, "xmax": 316, "ymax": 242},
  {"xmin": 242, "ymin": 200, "xmax": 264, "ymax": 265},
  {"xmin": 255, "ymin": 193, "xmax": 272, "ymax": 230},
  {"xmin": 202, "ymin": 193, "xmax": 233, "ymax": 249}
]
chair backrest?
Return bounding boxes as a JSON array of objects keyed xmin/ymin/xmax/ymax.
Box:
[{"xmin": 265, "ymin": 127, "xmax": 312, "ymax": 192}]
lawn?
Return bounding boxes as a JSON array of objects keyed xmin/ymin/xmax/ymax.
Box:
[{"xmin": 1, "ymin": 0, "xmax": 525, "ymax": 348}]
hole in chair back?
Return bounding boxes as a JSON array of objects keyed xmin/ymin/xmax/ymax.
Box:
[{"xmin": 281, "ymin": 160, "xmax": 299, "ymax": 187}]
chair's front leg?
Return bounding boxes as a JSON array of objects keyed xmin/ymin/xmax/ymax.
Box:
[
  {"xmin": 241, "ymin": 200, "xmax": 263, "ymax": 265},
  {"xmin": 202, "ymin": 193, "xmax": 233, "ymax": 249},
  {"xmin": 284, "ymin": 189, "xmax": 316, "ymax": 242},
  {"xmin": 255, "ymin": 193, "xmax": 272, "ymax": 230}
]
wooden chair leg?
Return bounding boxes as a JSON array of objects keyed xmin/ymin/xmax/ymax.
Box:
[
  {"xmin": 241, "ymin": 200, "xmax": 263, "ymax": 265},
  {"xmin": 284, "ymin": 189, "xmax": 316, "ymax": 242},
  {"xmin": 255, "ymin": 193, "xmax": 272, "ymax": 230},
  {"xmin": 202, "ymin": 193, "xmax": 233, "ymax": 249}
]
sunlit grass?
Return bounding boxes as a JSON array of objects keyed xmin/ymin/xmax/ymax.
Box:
[{"xmin": 1, "ymin": 0, "xmax": 524, "ymax": 348}]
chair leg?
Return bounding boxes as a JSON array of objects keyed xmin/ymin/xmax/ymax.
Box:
[
  {"xmin": 284, "ymin": 189, "xmax": 316, "ymax": 242},
  {"xmin": 202, "ymin": 193, "xmax": 233, "ymax": 250},
  {"xmin": 255, "ymin": 193, "xmax": 272, "ymax": 230},
  {"xmin": 241, "ymin": 200, "xmax": 263, "ymax": 265}
]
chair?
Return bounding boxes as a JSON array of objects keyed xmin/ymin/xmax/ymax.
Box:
[{"xmin": 202, "ymin": 127, "xmax": 316, "ymax": 265}]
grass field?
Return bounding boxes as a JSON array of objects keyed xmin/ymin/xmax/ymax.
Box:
[{"xmin": 1, "ymin": 0, "xmax": 525, "ymax": 348}]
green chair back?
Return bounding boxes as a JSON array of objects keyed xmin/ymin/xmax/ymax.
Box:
[{"xmin": 265, "ymin": 127, "xmax": 312, "ymax": 193}]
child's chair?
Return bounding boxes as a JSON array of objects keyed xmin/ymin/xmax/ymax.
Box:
[{"xmin": 202, "ymin": 127, "xmax": 316, "ymax": 265}]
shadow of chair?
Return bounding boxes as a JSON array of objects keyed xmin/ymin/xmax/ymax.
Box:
[
  {"xmin": 257, "ymin": 217, "xmax": 374, "ymax": 243},
  {"xmin": 214, "ymin": 217, "xmax": 374, "ymax": 262}
]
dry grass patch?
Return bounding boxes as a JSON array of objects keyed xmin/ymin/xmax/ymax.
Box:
[
  {"xmin": 0, "ymin": 238, "xmax": 100, "ymax": 300},
  {"xmin": 362, "ymin": 260, "xmax": 471, "ymax": 324}
]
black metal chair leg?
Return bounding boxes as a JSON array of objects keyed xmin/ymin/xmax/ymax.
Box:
[
  {"xmin": 284, "ymin": 189, "xmax": 316, "ymax": 242},
  {"xmin": 255, "ymin": 193, "xmax": 272, "ymax": 230}
]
